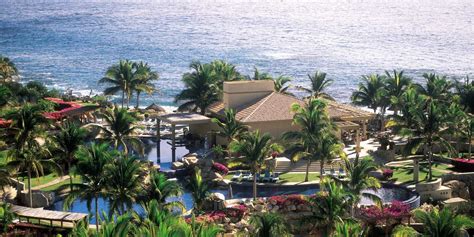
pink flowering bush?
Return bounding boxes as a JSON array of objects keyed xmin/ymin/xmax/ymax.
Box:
[
  {"xmin": 212, "ymin": 162, "xmax": 229, "ymax": 175},
  {"xmin": 226, "ymin": 204, "xmax": 247, "ymax": 220},
  {"xmin": 382, "ymin": 168, "xmax": 394, "ymax": 179},
  {"xmin": 360, "ymin": 201, "xmax": 410, "ymax": 220},
  {"xmin": 268, "ymin": 194, "xmax": 309, "ymax": 209},
  {"xmin": 452, "ymin": 158, "xmax": 474, "ymax": 172},
  {"xmin": 192, "ymin": 211, "xmax": 227, "ymax": 224}
]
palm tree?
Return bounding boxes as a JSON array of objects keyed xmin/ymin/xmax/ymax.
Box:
[
  {"xmin": 210, "ymin": 60, "xmax": 242, "ymax": 84},
  {"xmin": 248, "ymin": 67, "xmax": 273, "ymax": 81},
  {"xmin": 249, "ymin": 212, "xmax": 289, "ymax": 237},
  {"xmin": 0, "ymin": 202, "xmax": 16, "ymax": 233},
  {"xmin": 133, "ymin": 200, "xmax": 189, "ymax": 236},
  {"xmin": 5, "ymin": 104, "xmax": 60, "ymax": 207},
  {"xmin": 91, "ymin": 106, "xmax": 144, "ymax": 155},
  {"xmin": 416, "ymin": 73, "xmax": 452, "ymax": 103},
  {"xmin": 63, "ymin": 142, "xmax": 115, "ymax": 231},
  {"xmin": 405, "ymin": 101, "xmax": 454, "ymax": 181},
  {"xmin": 52, "ymin": 121, "xmax": 87, "ymax": 191},
  {"xmin": 298, "ymin": 71, "xmax": 334, "ymax": 99},
  {"xmin": 105, "ymin": 154, "xmax": 144, "ymax": 215},
  {"xmin": 0, "ymin": 55, "xmax": 19, "ymax": 83},
  {"xmin": 132, "ymin": 61, "xmax": 159, "ymax": 109},
  {"xmin": 445, "ymin": 103, "xmax": 469, "ymax": 154},
  {"xmin": 283, "ymin": 98, "xmax": 336, "ymax": 182},
  {"xmin": 454, "ymin": 76, "xmax": 474, "ymax": 113},
  {"xmin": 187, "ymin": 215, "xmax": 224, "ymax": 237},
  {"xmin": 99, "ymin": 60, "xmax": 135, "ymax": 108},
  {"xmin": 384, "ymin": 70, "xmax": 412, "ymax": 115},
  {"xmin": 175, "ymin": 61, "xmax": 219, "ymax": 114},
  {"xmin": 211, "ymin": 108, "xmax": 248, "ymax": 159},
  {"xmin": 336, "ymin": 156, "xmax": 381, "ymax": 217},
  {"xmin": 189, "ymin": 167, "xmax": 209, "ymax": 212},
  {"xmin": 7, "ymin": 140, "xmax": 60, "ymax": 207},
  {"xmin": 96, "ymin": 212, "xmax": 133, "ymax": 237},
  {"xmin": 310, "ymin": 178, "xmax": 353, "ymax": 236},
  {"xmin": 230, "ymin": 130, "xmax": 281, "ymax": 200},
  {"xmin": 352, "ymin": 74, "xmax": 388, "ymax": 130},
  {"xmin": 272, "ymin": 76, "xmax": 293, "ymax": 95},
  {"xmin": 391, "ymin": 225, "xmax": 420, "ymax": 237},
  {"xmin": 145, "ymin": 171, "xmax": 184, "ymax": 211},
  {"xmin": 333, "ymin": 219, "xmax": 367, "ymax": 237},
  {"xmin": 414, "ymin": 207, "xmax": 474, "ymax": 237},
  {"xmin": 0, "ymin": 168, "xmax": 13, "ymax": 197}
]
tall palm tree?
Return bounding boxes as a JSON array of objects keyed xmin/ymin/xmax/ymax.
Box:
[
  {"xmin": 189, "ymin": 167, "xmax": 209, "ymax": 213},
  {"xmin": 454, "ymin": 76, "xmax": 474, "ymax": 113},
  {"xmin": 175, "ymin": 61, "xmax": 219, "ymax": 114},
  {"xmin": 352, "ymin": 74, "xmax": 388, "ymax": 131},
  {"xmin": 144, "ymin": 171, "xmax": 184, "ymax": 211},
  {"xmin": 91, "ymin": 106, "xmax": 144, "ymax": 155},
  {"xmin": 298, "ymin": 71, "xmax": 334, "ymax": 99},
  {"xmin": 310, "ymin": 178, "xmax": 353, "ymax": 236},
  {"xmin": 384, "ymin": 70, "xmax": 412, "ymax": 115},
  {"xmin": 5, "ymin": 103, "xmax": 48, "ymax": 151},
  {"xmin": 52, "ymin": 121, "xmax": 87, "ymax": 191},
  {"xmin": 230, "ymin": 130, "xmax": 281, "ymax": 200},
  {"xmin": 0, "ymin": 55, "xmax": 19, "ymax": 83},
  {"xmin": 211, "ymin": 108, "xmax": 248, "ymax": 159},
  {"xmin": 210, "ymin": 60, "xmax": 242, "ymax": 85},
  {"xmin": 0, "ymin": 169, "xmax": 13, "ymax": 196},
  {"xmin": 405, "ymin": 101, "xmax": 454, "ymax": 181},
  {"xmin": 414, "ymin": 207, "xmax": 474, "ymax": 237},
  {"xmin": 132, "ymin": 61, "xmax": 159, "ymax": 109},
  {"xmin": 105, "ymin": 154, "xmax": 144, "ymax": 215},
  {"xmin": 445, "ymin": 103, "xmax": 469, "ymax": 154},
  {"xmin": 99, "ymin": 60, "xmax": 135, "ymax": 108},
  {"xmin": 272, "ymin": 76, "xmax": 293, "ymax": 95},
  {"xmin": 63, "ymin": 142, "xmax": 115, "ymax": 232},
  {"xmin": 249, "ymin": 212, "xmax": 289, "ymax": 237},
  {"xmin": 283, "ymin": 99, "xmax": 336, "ymax": 182},
  {"xmin": 336, "ymin": 156, "xmax": 381, "ymax": 217},
  {"xmin": 7, "ymin": 140, "xmax": 60, "ymax": 207},
  {"xmin": 416, "ymin": 73, "xmax": 453, "ymax": 103}
]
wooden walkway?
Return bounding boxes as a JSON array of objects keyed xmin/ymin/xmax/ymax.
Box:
[{"xmin": 11, "ymin": 204, "xmax": 87, "ymax": 229}]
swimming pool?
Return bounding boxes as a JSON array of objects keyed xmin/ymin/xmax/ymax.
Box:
[{"xmin": 49, "ymin": 182, "xmax": 419, "ymax": 224}]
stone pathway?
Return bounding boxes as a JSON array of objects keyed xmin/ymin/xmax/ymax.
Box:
[{"xmin": 32, "ymin": 175, "xmax": 71, "ymax": 190}]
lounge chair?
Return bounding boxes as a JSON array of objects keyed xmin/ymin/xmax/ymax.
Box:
[
  {"xmin": 271, "ymin": 173, "xmax": 280, "ymax": 183},
  {"xmin": 231, "ymin": 171, "xmax": 242, "ymax": 181},
  {"xmin": 246, "ymin": 173, "xmax": 254, "ymax": 182},
  {"xmin": 256, "ymin": 173, "xmax": 261, "ymax": 182},
  {"xmin": 241, "ymin": 172, "xmax": 251, "ymax": 181}
]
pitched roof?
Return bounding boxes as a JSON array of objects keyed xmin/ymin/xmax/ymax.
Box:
[
  {"xmin": 208, "ymin": 93, "xmax": 375, "ymax": 123},
  {"xmin": 208, "ymin": 92, "xmax": 304, "ymax": 123}
]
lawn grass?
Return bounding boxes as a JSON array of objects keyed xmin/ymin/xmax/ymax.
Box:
[
  {"xmin": 19, "ymin": 172, "xmax": 61, "ymax": 188},
  {"xmin": 40, "ymin": 175, "xmax": 82, "ymax": 192},
  {"xmin": 390, "ymin": 162, "xmax": 450, "ymax": 185},
  {"xmin": 224, "ymin": 172, "xmax": 320, "ymax": 183}
]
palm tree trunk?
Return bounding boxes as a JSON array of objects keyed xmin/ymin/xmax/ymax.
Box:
[
  {"xmin": 253, "ymin": 172, "xmax": 257, "ymax": 200},
  {"xmin": 68, "ymin": 158, "xmax": 73, "ymax": 192},
  {"xmin": 469, "ymin": 132, "xmax": 472, "ymax": 158},
  {"xmin": 428, "ymin": 145, "xmax": 433, "ymax": 181},
  {"xmin": 305, "ymin": 159, "xmax": 311, "ymax": 182},
  {"xmin": 95, "ymin": 196, "xmax": 100, "ymax": 232},
  {"xmin": 27, "ymin": 167, "xmax": 32, "ymax": 207},
  {"xmin": 136, "ymin": 91, "xmax": 140, "ymax": 109},
  {"xmin": 121, "ymin": 90, "xmax": 125, "ymax": 108}
]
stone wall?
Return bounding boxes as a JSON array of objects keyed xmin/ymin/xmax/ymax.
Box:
[{"xmin": 442, "ymin": 172, "xmax": 474, "ymax": 199}]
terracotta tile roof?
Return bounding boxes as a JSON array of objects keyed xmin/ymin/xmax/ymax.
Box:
[
  {"xmin": 208, "ymin": 93, "xmax": 374, "ymax": 123},
  {"xmin": 208, "ymin": 92, "xmax": 304, "ymax": 123}
]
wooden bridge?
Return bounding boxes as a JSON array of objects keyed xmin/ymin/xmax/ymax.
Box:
[{"xmin": 10, "ymin": 204, "xmax": 88, "ymax": 229}]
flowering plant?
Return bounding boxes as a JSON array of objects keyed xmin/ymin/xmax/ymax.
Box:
[
  {"xmin": 360, "ymin": 201, "xmax": 410, "ymax": 220},
  {"xmin": 212, "ymin": 162, "xmax": 229, "ymax": 175},
  {"xmin": 226, "ymin": 204, "xmax": 247, "ymax": 219},
  {"xmin": 382, "ymin": 168, "xmax": 393, "ymax": 179}
]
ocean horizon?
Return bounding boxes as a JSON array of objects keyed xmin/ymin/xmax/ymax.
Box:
[{"xmin": 1, "ymin": 0, "xmax": 473, "ymax": 106}]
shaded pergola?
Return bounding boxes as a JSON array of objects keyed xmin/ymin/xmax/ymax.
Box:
[
  {"xmin": 326, "ymin": 100, "xmax": 375, "ymax": 157},
  {"xmin": 158, "ymin": 113, "xmax": 211, "ymax": 162}
]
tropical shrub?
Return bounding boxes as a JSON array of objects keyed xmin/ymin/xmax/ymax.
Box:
[
  {"xmin": 451, "ymin": 158, "xmax": 474, "ymax": 172},
  {"xmin": 383, "ymin": 168, "xmax": 394, "ymax": 179},
  {"xmin": 360, "ymin": 201, "xmax": 411, "ymax": 221},
  {"xmin": 212, "ymin": 162, "xmax": 229, "ymax": 175}
]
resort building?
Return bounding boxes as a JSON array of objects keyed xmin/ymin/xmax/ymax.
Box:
[{"xmin": 207, "ymin": 80, "xmax": 374, "ymax": 144}]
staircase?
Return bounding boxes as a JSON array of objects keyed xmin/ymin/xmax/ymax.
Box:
[{"xmin": 274, "ymin": 158, "xmax": 342, "ymax": 173}]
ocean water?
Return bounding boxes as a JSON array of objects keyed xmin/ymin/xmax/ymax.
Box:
[{"xmin": 1, "ymin": 0, "xmax": 473, "ymax": 106}]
